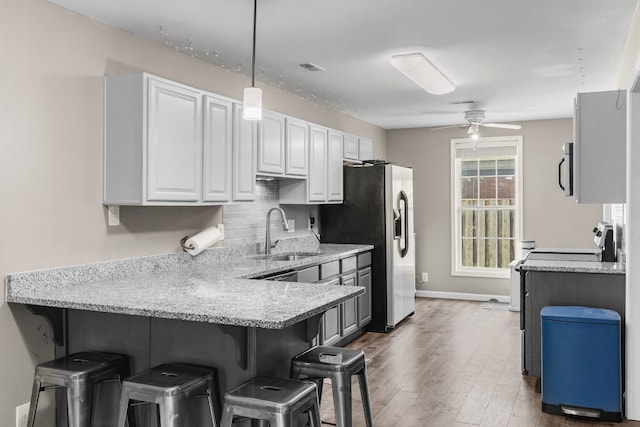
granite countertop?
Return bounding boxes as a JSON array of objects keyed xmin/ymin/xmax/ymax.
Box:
[
  {"xmin": 517, "ymin": 259, "xmax": 625, "ymax": 275},
  {"xmin": 6, "ymin": 240, "xmax": 373, "ymax": 329}
]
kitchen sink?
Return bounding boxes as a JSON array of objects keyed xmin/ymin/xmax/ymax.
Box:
[{"xmin": 251, "ymin": 252, "xmax": 321, "ymax": 261}]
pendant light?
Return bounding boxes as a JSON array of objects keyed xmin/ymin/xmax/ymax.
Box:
[{"xmin": 243, "ymin": 0, "xmax": 262, "ymax": 120}]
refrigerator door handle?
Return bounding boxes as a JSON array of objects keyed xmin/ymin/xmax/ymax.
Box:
[
  {"xmin": 393, "ymin": 209, "xmax": 401, "ymax": 240},
  {"xmin": 399, "ymin": 190, "xmax": 409, "ymax": 258}
]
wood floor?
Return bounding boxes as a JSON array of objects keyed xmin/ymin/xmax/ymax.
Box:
[{"xmin": 318, "ymin": 297, "xmax": 640, "ymax": 427}]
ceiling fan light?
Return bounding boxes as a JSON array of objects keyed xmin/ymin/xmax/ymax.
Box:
[
  {"xmin": 243, "ymin": 86, "xmax": 262, "ymax": 120},
  {"xmin": 390, "ymin": 53, "xmax": 455, "ymax": 95}
]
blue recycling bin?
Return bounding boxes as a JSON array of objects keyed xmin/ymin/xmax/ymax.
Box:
[{"xmin": 541, "ymin": 306, "xmax": 622, "ymax": 422}]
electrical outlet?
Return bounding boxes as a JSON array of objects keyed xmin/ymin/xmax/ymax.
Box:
[
  {"xmin": 217, "ymin": 224, "xmax": 224, "ymax": 240},
  {"xmin": 16, "ymin": 402, "xmax": 29, "ymax": 427},
  {"xmin": 422, "ymin": 272, "xmax": 429, "ymax": 282},
  {"xmin": 287, "ymin": 219, "xmax": 295, "ymax": 233},
  {"xmin": 308, "ymin": 216, "xmax": 315, "ymax": 231},
  {"xmin": 107, "ymin": 205, "xmax": 120, "ymax": 226}
]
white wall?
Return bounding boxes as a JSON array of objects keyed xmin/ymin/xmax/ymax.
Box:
[
  {"xmin": 386, "ymin": 119, "xmax": 603, "ymax": 297},
  {"xmin": 0, "ymin": 0, "xmax": 386, "ymax": 424}
]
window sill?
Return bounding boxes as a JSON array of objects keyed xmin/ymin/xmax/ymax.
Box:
[{"xmin": 452, "ymin": 269, "xmax": 511, "ymax": 279}]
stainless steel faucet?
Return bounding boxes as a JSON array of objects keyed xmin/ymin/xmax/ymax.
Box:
[{"xmin": 265, "ymin": 206, "xmax": 290, "ymax": 254}]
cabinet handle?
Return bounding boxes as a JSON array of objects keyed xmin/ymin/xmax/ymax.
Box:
[{"xmin": 558, "ymin": 157, "xmax": 565, "ymax": 191}]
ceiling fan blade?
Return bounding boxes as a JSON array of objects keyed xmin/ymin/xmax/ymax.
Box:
[
  {"xmin": 431, "ymin": 124, "xmax": 467, "ymax": 130},
  {"xmin": 482, "ymin": 123, "xmax": 522, "ymax": 130}
]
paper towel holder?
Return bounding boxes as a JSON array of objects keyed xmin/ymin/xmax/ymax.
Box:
[{"xmin": 180, "ymin": 236, "xmax": 193, "ymax": 252}]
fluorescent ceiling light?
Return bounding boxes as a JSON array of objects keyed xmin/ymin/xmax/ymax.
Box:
[{"xmin": 390, "ymin": 53, "xmax": 455, "ymax": 95}]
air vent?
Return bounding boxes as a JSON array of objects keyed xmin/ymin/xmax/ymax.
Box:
[{"xmin": 299, "ymin": 63, "xmax": 325, "ymax": 72}]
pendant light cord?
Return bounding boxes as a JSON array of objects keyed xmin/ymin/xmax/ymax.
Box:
[{"xmin": 251, "ymin": 0, "xmax": 257, "ymax": 87}]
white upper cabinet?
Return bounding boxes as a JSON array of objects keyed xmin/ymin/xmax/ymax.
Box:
[
  {"xmin": 308, "ymin": 125, "xmax": 329, "ymax": 202},
  {"xmin": 257, "ymin": 110, "xmax": 286, "ymax": 175},
  {"xmin": 285, "ymin": 117, "xmax": 309, "ymax": 176},
  {"xmin": 146, "ymin": 77, "xmax": 203, "ymax": 202},
  {"xmin": 327, "ymin": 130, "xmax": 344, "ymax": 202},
  {"xmin": 105, "ymin": 73, "xmax": 204, "ymax": 205},
  {"xmin": 104, "ymin": 72, "xmax": 253, "ymax": 205},
  {"xmin": 573, "ymin": 90, "xmax": 626, "ymax": 204},
  {"xmin": 202, "ymin": 94, "xmax": 233, "ymax": 202},
  {"xmin": 232, "ymin": 104, "xmax": 257, "ymax": 201},
  {"xmin": 359, "ymin": 137, "xmax": 373, "ymax": 161},
  {"xmin": 279, "ymin": 124, "xmax": 344, "ymax": 205},
  {"xmin": 343, "ymin": 134, "xmax": 359, "ymax": 160}
]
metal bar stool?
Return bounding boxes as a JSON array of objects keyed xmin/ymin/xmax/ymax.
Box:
[
  {"xmin": 27, "ymin": 351, "xmax": 131, "ymax": 427},
  {"xmin": 290, "ymin": 346, "xmax": 373, "ymax": 427},
  {"xmin": 116, "ymin": 363, "xmax": 218, "ymax": 427},
  {"xmin": 220, "ymin": 376, "xmax": 321, "ymax": 427}
]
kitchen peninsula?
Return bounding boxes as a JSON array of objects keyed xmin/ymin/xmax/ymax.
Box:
[{"xmin": 6, "ymin": 240, "xmax": 371, "ymax": 425}]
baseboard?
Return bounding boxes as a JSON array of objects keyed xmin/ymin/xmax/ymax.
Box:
[{"xmin": 415, "ymin": 290, "xmax": 510, "ymax": 303}]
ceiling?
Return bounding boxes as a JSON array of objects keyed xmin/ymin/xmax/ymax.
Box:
[{"xmin": 48, "ymin": 0, "xmax": 638, "ymax": 129}]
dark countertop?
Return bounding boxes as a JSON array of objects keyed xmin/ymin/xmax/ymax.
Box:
[{"xmin": 6, "ymin": 240, "xmax": 373, "ymax": 329}]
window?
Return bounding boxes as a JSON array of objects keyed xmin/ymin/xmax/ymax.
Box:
[{"xmin": 451, "ymin": 136, "xmax": 523, "ymax": 278}]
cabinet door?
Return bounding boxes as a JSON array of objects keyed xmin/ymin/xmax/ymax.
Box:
[
  {"xmin": 322, "ymin": 277, "xmax": 341, "ymax": 345},
  {"xmin": 285, "ymin": 118, "xmax": 308, "ymax": 176},
  {"xmin": 359, "ymin": 138, "xmax": 373, "ymax": 161},
  {"xmin": 574, "ymin": 90, "xmax": 626, "ymax": 203},
  {"xmin": 357, "ymin": 267, "xmax": 372, "ymax": 327},
  {"xmin": 341, "ymin": 272, "xmax": 358, "ymax": 337},
  {"xmin": 257, "ymin": 111, "xmax": 285, "ymax": 174},
  {"xmin": 308, "ymin": 125, "xmax": 328, "ymax": 202},
  {"xmin": 343, "ymin": 134, "xmax": 359, "ymax": 160},
  {"xmin": 327, "ymin": 130, "xmax": 344, "ymax": 202},
  {"xmin": 202, "ymin": 95, "xmax": 232, "ymax": 202},
  {"xmin": 147, "ymin": 78, "xmax": 202, "ymax": 201},
  {"xmin": 232, "ymin": 104, "xmax": 257, "ymax": 201}
]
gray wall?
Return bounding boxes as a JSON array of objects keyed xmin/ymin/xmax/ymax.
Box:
[
  {"xmin": 386, "ymin": 119, "xmax": 603, "ymax": 296},
  {"xmin": 0, "ymin": 0, "xmax": 385, "ymax": 424}
]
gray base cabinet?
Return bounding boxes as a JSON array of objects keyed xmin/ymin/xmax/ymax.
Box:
[
  {"xmin": 522, "ymin": 270, "xmax": 625, "ymax": 377},
  {"xmin": 315, "ymin": 252, "xmax": 372, "ymax": 346}
]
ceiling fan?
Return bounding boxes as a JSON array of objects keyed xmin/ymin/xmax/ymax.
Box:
[{"xmin": 435, "ymin": 110, "xmax": 521, "ymax": 139}]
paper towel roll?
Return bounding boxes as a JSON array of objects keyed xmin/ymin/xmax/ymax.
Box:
[{"xmin": 183, "ymin": 226, "xmax": 222, "ymax": 256}]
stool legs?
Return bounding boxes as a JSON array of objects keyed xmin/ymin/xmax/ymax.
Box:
[
  {"xmin": 66, "ymin": 381, "xmax": 93, "ymax": 427},
  {"xmin": 26, "ymin": 377, "xmax": 42, "ymax": 427},
  {"xmin": 357, "ymin": 367, "xmax": 373, "ymax": 427},
  {"xmin": 157, "ymin": 396, "xmax": 182, "ymax": 427},
  {"xmin": 116, "ymin": 389, "xmax": 130, "ymax": 427},
  {"xmin": 331, "ymin": 375, "xmax": 352, "ymax": 427}
]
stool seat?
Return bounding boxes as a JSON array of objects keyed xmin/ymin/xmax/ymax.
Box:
[
  {"xmin": 221, "ymin": 376, "xmax": 321, "ymax": 427},
  {"xmin": 291, "ymin": 346, "xmax": 373, "ymax": 427},
  {"xmin": 117, "ymin": 363, "xmax": 218, "ymax": 427},
  {"xmin": 28, "ymin": 351, "xmax": 129, "ymax": 427}
]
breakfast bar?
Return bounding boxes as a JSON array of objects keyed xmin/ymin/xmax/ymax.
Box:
[{"xmin": 6, "ymin": 242, "xmax": 371, "ymax": 426}]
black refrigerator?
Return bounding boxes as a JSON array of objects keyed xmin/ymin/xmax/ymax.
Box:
[{"xmin": 320, "ymin": 162, "xmax": 415, "ymax": 332}]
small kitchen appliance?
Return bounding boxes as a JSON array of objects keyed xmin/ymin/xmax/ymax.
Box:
[{"xmin": 594, "ymin": 221, "xmax": 615, "ymax": 262}]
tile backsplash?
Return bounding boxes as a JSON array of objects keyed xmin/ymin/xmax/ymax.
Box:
[{"xmin": 223, "ymin": 181, "xmax": 319, "ymax": 248}]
